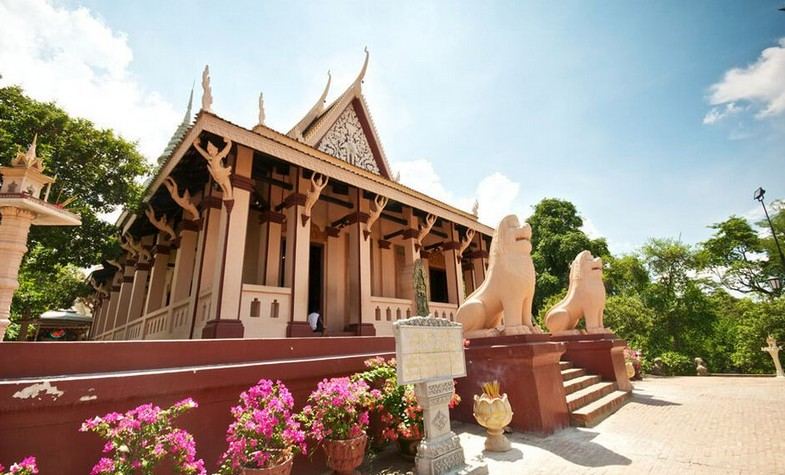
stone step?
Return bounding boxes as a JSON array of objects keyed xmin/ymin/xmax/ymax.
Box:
[
  {"xmin": 566, "ymin": 381, "xmax": 616, "ymax": 412},
  {"xmin": 559, "ymin": 360, "xmax": 573, "ymax": 370},
  {"xmin": 570, "ymin": 390, "xmax": 632, "ymax": 428},
  {"xmin": 563, "ymin": 374, "xmax": 602, "ymax": 395},
  {"xmin": 560, "ymin": 367, "xmax": 586, "ymax": 381}
]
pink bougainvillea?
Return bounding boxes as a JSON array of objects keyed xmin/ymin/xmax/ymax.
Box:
[
  {"xmin": 297, "ymin": 377, "xmax": 375, "ymax": 444},
  {"xmin": 80, "ymin": 398, "xmax": 205, "ymax": 475},
  {"xmin": 217, "ymin": 379, "xmax": 306, "ymax": 474}
]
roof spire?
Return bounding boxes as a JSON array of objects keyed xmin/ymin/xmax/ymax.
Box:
[
  {"xmin": 158, "ymin": 88, "xmax": 197, "ymax": 164},
  {"xmin": 257, "ymin": 92, "xmax": 266, "ymax": 126},
  {"xmin": 287, "ymin": 70, "xmax": 332, "ymax": 140},
  {"xmin": 352, "ymin": 46, "xmax": 369, "ymax": 90},
  {"xmin": 201, "ymin": 65, "xmax": 212, "ymax": 112}
]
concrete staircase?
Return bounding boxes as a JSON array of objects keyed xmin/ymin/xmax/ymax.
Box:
[{"xmin": 560, "ymin": 360, "xmax": 631, "ymax": 427}]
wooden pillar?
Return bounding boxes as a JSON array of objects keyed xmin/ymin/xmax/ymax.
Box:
[
  {"xmin": 100, "ymin": 273, "xmax": 122, "ymax": 337},
  {"xmin": 202, "ymin": 145, "xmax": 254, "ymax": 338},
  {"xmin": 125, "ymin": 237, "xmax": 154, "ymax": 333},
  {"xmin": 284, "ymin": 169, "xmax": 312, "ymax": 337},
  {"xmin": 472, "ymin": 234, "xmax": 489, "ymax": 288},
  {"xmin": 444, "ymin": 223, "xmax": 466, "ymax": 307},
  {"xmin": 379, "ymin": 231, "xmax": 395, "ymax": 298},
  {"xmin": 347, "ymin": 189, "xmax": 375, "ymax": 335},
  {"xmin": 170, "ymin": 221, "xmax": 199, "ymax": 302},
  {"xmin": 144, "ymin": 237, "xmax": 171, "ymax": 314},
  {"xmin": 109, "ymin": 262, "xmax": 136, "ymax": 339},
  {"xmin": 398, "ymin": 207, "xmax": 420, "ymax": 302}
]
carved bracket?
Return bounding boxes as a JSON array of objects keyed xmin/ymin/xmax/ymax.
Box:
[
  {"xmin": 163, "ymin": 177, "xmax": 199, "ymax": 220},
  {"xmin": 145, "ymin": 205, "xmax": 177, "ymax": 242},
  {"xmin": 415, "ymin": 213, "xmax": 437, "ymax": 250},
  {"xmin": 364, "ymin": 194, "xmax": 388, "ymax": 240},
  {"xmin": 301, "ymin": 173, "xmax": 328, "ymax": 226},
  {"xmin": 457, "ymin": 229, "xmax": 475, "ymax": 257},
  {"xmin": 193, "ymin": 138, "xmax": 233, "ymax": 201}
]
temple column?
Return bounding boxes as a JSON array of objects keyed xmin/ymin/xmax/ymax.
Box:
[
  {"xmin": 284, "ymin": 169, "xmax": 312, "ymax": 337},
  {"xmin": 398, "ymin": 207, "xmax": 420, "ymax": 302},
  {"xmin": 263, "ymin": 185, "xmax": 286, "ymax": 287},
  {"xmin": 444, "ymin": 223, "xmax": 466, "ymax": 307},
  {"xmin": 348, "ymin": 190, "xmax": 375, "ymax": 335},
  {"xmin": 0, "ymin": 208, "xmax": 35, "ymax": 339},
  {"xmin": 472, "ymin": 235, "xmax": 489, "ymax": 288},
  {"xmin": 170, "ymin": 221, "xmax": 199, "ymax": 302},
  {"xmin": 109, "ymin": 261, "xmax": 136, "ymax": 339},
  {"xmin": 379, "ymin": 238, "xmax": 395, "ymax": 297},
  {"xmin": 144, "ymin": 237, "xmax": 171, "ymax": 314},
  {"xmin": 202, "ymin": 145, "xmax": 253, "ymax": 338},
  {"xmin": 125, "ymin": 237, "xmax": 154, "ymax": 335},
  {"xmin": 100, "ymin": 272, "xmax": 122, "ymax": 338}
]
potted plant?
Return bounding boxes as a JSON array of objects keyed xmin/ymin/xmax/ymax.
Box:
[
  {"xmin": 217, "ymin": 379, "xmax": 306, "ymax": 475},
  {"xmin": 297, "ymin": 377, "xmax": 375, "ymax": 475},
  {"xmin": 0, "ymin": 456, "xmax": 38, "ymax": 474},
  {"xmin": 352, "ymin": 357, "xmax": 401, "ymax": 450},
  {"xmin": 80, "ymin": 398, "xmax": 206, "ymax": 475}
]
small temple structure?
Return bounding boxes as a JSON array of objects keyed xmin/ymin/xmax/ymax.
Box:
[
  {"xmin": 88, "ymin": 51, "xmax": 494, "ymax": 340},
  {"xmin": 0, "ymin": 137, "xmax": 81, "ymax": 339}
]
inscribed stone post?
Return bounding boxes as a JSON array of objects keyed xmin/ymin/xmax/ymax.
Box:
[{"xmin": 394, "ymin": 316, "xmax": 487, "ymax": 475}]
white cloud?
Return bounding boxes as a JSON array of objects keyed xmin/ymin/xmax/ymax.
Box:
[
  {"xmin": 392, "ymin": 158, "xmax": 520, "ymax": 227},
  {"xmin": 704, "ymin": 37, "xmax": 785, "ymax": 123},
  {"xmin": 581, "ymin": 217, "xmax": 602, "ymax": 239},
  {"xmin": 0, "ymin": 0, "xmax": 180, "ymax": 160}
]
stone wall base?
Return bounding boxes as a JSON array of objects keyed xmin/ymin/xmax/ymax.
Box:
[{"xmin": 201, "ymin": 319, "xmax": 245, "ymax": 338}]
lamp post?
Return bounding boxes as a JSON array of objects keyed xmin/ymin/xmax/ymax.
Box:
[
  {"xmin": 769, "ymin": 275, "xmax": 782, "ymax": 293},
  {"xmin": 754, "ymin": 187, "xmax": 785, "ymax": 272}
]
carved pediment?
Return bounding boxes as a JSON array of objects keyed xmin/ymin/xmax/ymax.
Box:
[{"xmin": 317, "ymin": 105, "xmax": 380, "ymax": 174}]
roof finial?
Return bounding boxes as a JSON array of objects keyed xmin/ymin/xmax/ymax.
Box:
[
  {"xmin": 472, "ymin": 200, "xmax": 479, "ymax": 217},
  {"xmin": 12, "ymin": 134, "xmax": 44, "ymax": 170},
  {"xmin": 257, "ymin": 92, "xmax": 266, "ymax": 127},
  {"xmin": 201, "ymin": 65, "xmax": 212, "ymax": 112},
  {"xmin": 287, "ymin": 70, "xmax": 332, "ymax": 140},
  {"xmin": 352, "ymin": 47, "xmax": 370, "ymax": 91},
  {"xmin": 183, "ymin": 83, "xmax": 194, "ymax": 122}
]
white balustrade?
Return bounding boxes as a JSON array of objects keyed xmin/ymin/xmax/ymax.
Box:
[{"xmin": 240, "ymin": 284, "xmax": 291, "ymax": 338}]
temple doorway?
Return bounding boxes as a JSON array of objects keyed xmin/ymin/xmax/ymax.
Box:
[
  {"xmin": 429, "ymin": 267, "xmax": 449, "ymax": 303},
  {"xmin": 308, "ymin": 244, "xmax": 324, "ymax": 321}
]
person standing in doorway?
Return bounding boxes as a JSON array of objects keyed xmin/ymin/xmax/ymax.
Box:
[{"xmin": 307, "ymin": 309, "xmax": 324, "ymax": 334}]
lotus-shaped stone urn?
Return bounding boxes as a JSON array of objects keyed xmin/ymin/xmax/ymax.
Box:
[{"xmin": 473, "ymin": 383, "xmax": 513, "ymax": 452}]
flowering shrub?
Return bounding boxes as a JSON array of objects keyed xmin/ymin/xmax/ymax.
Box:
[
  {"xmin": 217, "ymin": 379, "xmax": 306, "ymax": 474},
  {"xmin": 624, "ymin": 347, "xmax": 644, "ymax": 379},
  {"xmin": 353, "ymin": 357, "xmax": 460, "ymax": 442},
  {"xmin": 0, "ymin": 456, "xmax": 38, "ymax": 474},
  {"xmin": 80, "ymin": 398, "xmax": 205, "ymax": 475},
  {"xmin": 297, "ymin": 377, "xmax": 377, "ymax": 443}
]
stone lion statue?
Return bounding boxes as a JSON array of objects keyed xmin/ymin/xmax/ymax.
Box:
[
  {"xmin": 456, "ymin": 214, "xmax": 538, "ymax": 338},
  {"xmin": 544, "ymin": 250, "xmax": 607, "ymax": 334}
]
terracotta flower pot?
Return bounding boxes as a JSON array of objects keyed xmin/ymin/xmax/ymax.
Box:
[
  {"xmin": 397, "ymin": 435, "xmax": 421, "ymax": 461},
  {"xmin": 322, "ymin": 434, "xmax": 367, "ymax": 475},
  {"xmin": 241, "ymin": 455, "xmax": 293, "ymax": 475}
]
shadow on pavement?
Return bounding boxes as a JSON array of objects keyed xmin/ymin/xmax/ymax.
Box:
[
  {"xmin": 631, "ymin": 391, "xmax": 681, "ymax": 407},
  {"xmin": 514, "ymin": 429, "xmax": 632, "ymax": 468}
]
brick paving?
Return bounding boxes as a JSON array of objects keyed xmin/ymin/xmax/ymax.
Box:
[{"xmin": 366, "ymin": 376, "xmax": 785, "ymax": 474}]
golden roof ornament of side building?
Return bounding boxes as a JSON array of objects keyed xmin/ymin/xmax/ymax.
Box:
[{"xmin": 11, "ymin": 134, "xmax": 44, "ymax": 171}]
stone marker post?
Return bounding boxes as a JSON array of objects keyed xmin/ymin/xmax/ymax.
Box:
[
  {"xmin": 762, "ymin": 336, "xmax": 785, "ymax": 378},
  {"xmin": 394, "ymin": 316, "xmax": 487, "ymax": 475}
]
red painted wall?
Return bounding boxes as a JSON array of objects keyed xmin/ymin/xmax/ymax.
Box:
[{"xmin": 0, "ymin": 337, "xmax": 394, "ymax": 474}]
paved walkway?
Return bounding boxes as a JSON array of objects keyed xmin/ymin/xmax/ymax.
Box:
[{"xmin": 366, "ymin": 376, "xmax": 785, "ymax": 474}]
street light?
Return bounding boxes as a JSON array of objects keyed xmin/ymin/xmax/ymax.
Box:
[{"xmin": 754, "ymin": 187, "xmax": 785, "ymax": 275}]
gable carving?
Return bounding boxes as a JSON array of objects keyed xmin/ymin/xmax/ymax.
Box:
[{"xmin": 317, "ymin": 106, "xmax": 380, "ymax": 174}]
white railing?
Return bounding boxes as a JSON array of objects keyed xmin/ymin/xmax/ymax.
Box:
[
  {"xmin": 143, "ymin": 306, "xmax": 170, "ymax": 339},
  {"xmin": 191, "ymin": 290, "xmax": 213, "ymax": 338},
  {"xmin": 370, "ymin": 296, "xmax": 414, "ymax": 336},
  {"xmin": 240, "ymin": 284, "xmax": 291, "ymax": 338},
  {"xmin": 168, "ymin": 298, "xmax": 192, "ymax": 339},
  {"xmin": 429, "ymin": 301, "xmax": 458, "ymax": 321},
  {"xmin": 125, "ymin": 319, "xmax": 144, "ymax": 340}
]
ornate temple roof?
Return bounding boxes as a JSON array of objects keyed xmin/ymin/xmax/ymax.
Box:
[{"xmin": 286, "ymin": 49, "xmax": 393, "ymax": 178}]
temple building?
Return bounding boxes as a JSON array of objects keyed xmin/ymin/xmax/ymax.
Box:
[{"xmin": 88, "ymin": 51, "xmax": 494, "ymax": 340}]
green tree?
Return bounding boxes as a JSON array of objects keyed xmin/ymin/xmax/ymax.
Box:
[
  {"xmin": 699, "ymin": 216, "xmax": 775, "ymax": 297},
  {"xmin": 604, "ymin": 254, "xmax": 650, "ymax": 297},
  {"xmin": 0, "ymin": 86, "xmax": 149, "ymax": 338},
  {"xmin": 0, "ymin": 86, "xmax": 148, "ymax": 269},
  {"xmin": 526, "ymin": 198, "xmax": 609, "ymax": 314}
]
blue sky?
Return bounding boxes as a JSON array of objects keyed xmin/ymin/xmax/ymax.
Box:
[{"xmin": 2, "ymin": 1, "xmax": 784, "ymax": 253}]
